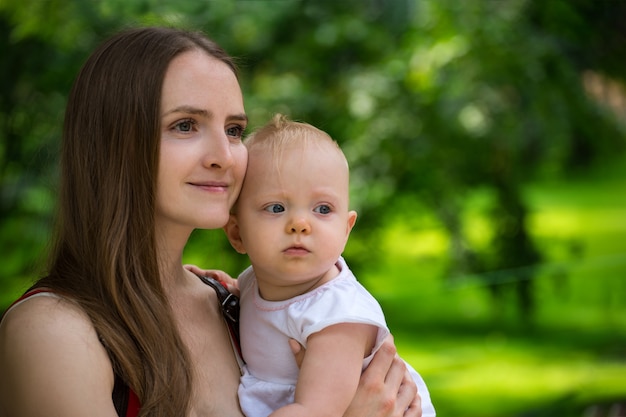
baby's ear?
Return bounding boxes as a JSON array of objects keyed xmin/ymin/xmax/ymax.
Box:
[
  {"xmin": 346, "ymin": 210, "xmax": 358, "ymax": 235},
  {"xmin": 224, "ymin": 215, "xmax": 247, "ymax": 254}
]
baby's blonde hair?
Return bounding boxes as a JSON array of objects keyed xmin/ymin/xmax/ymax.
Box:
[{"xmin": 244, "ymin": 114, "xmax": 347, "ymax": 168}]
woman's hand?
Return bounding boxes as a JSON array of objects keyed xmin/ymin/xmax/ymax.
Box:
[
  {"xmin": 183, "ymin": 265, "xmax": 240, "ymax": 296},
  {"xmin": 345, "ymin": 335, "xmax": 421, "ymax": 417},
  {"xmin": 289, "ymin": 335, "xmax": 422, "ymax": 417}
]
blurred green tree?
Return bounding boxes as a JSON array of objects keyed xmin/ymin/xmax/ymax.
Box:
[
  {"xmin": 228, "ymin": 0, "xmax": 626, "ymax": 321},
  {"xmin": 0, "ymin": 0, "xmax": 624, "ymax": 320}
]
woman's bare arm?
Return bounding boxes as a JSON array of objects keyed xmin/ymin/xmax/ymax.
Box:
[{"xmin": 0, "ymin": 296, "xmax": 118, "ymax": 417}]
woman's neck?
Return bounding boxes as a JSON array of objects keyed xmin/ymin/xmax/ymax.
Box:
[{"xmin": 155, "ymin": 225, "xmax": 193, "ymax": 295}]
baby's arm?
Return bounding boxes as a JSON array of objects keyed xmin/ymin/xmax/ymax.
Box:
[
  {"xmin": 270, "ymin": 322, "xmax": 378, "ymax": 417},
  {"xmin": 290, "ymin": 334, "xmax": 423, "ymax": 417}
]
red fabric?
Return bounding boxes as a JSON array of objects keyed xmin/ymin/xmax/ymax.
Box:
[
  {"xmin": 126, "ymin": 388, "xmax": 141, "ymax": 417},
  {"xmin": 2, "ymin": 288, "xmax": 51, "ymax": 318}
]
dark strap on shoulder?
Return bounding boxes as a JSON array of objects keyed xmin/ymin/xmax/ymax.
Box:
[
  {"xmin": 112, "ymin": 374, "xmax": 140, "ymax": 417},
  {"xmin": 196, "ymin": 274, "xmax": 243, "ymax": 363},
  {"xmin": 196, "ymin": 274, "xmax": 240, "ymax": 345},
  {"xmin": 112, "ymin": 374, "xmax": 129, "ymax": 416}
]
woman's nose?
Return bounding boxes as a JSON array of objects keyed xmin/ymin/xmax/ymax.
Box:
[
  {"xmin": 287, "ymin": 217, "xmax": 311, "ymax": 234},
  {"xmin": 202, "ymin": 131, "xmax": 234, "ymax": 169}
]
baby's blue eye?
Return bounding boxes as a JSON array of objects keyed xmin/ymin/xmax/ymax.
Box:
[
  {"xmin": 265, "ymin": 204, "xmax": 285, "ymax": 213},
  {"xmin": 314, "ymin": 205, "xmax": 332, "ymax": 214}
]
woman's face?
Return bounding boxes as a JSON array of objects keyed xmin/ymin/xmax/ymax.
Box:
[{"xmin": 156, "ymin": 50, "xmax": 248, "ymax": 235}]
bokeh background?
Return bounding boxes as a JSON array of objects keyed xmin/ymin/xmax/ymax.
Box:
[{"xmin": 1, "ymin": 1, "xmax": 625, "ymax": 415}]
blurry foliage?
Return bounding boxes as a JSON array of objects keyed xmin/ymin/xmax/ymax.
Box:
[{"xmin": 0, "ymin": 0, "xmax": 625, "ymax": 317}]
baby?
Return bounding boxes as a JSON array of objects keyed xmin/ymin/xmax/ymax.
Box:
[{"xmin": 224, "ymin": 114, "xmax": 435, "ymax": 417}]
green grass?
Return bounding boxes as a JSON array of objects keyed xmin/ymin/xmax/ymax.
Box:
[
  {"xmin": 357, "ymin": 158, "xmax": 626, "ymax": 416},
  {"xmin": 2, "ymin": 156, "xmax": 624, "ymax": 416}
]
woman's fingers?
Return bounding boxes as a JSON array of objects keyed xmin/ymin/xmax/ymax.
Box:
[
  {"xmin": 381, "ymin": 349, "xmax": 421, "ymax": 416},
  {"xmin": 366, "ymin": 335, "xmax": 398, "ymax": 385},
  {"xmin": 398, "ymin": 369, "xmax": 421, "ymax": 417},
  {"xmin": 288, "ymin": 339, "xmax": 305, "ymax": 368},
  {"xmin": 342, "ymin": 334, "xmax": 423, "ymax": 417},
  {"xmin": 366, "ymin": 335, "xmax": 422, "ymax": 417}
]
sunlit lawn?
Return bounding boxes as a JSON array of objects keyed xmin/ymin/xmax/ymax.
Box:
[
  {"xmin": 357, "ymin": 159, "xmax": 626, "ymax": 416},
  {"xmin": 2, "ymin": 155, "xmax": 624, "ymax": 417}
]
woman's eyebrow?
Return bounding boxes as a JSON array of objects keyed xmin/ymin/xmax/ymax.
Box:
[
  {"xmin": 161, "ymin": 105, "xmax": 211, "ymax": 117},
  {"xmin": 162, "ymin": 107, "xmax": 247, "ymax": 124},
  {"xmin": 162, "ymin": 105, "xmax": 209, "ymax": 117},
  {"xmin": 228, "ymin": 113, "xmax": 249, "ymax": 124}
]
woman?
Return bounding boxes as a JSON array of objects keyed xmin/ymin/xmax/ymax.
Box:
[{"xmin": 0, "ymin": 27, "xmax": 422, "ymax": 416}]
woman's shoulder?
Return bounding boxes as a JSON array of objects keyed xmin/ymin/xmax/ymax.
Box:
[
  {"xmin": 0, "ymin": 289, "xmax": 107, "ymax": 368},
  {"xmin": 0, "ymin": 291, "xmax": 116, "ymax": 415},
  {"xmin": 2, "ymin": 290, "xmax": 90, "ymax": 333}
]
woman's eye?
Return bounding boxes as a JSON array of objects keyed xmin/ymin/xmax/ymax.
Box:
[
  {"xmin": 226, "ymin": 125, "xmax": 244, "ymax": 139},
  {"xmin": 264, "ymin": 204, "xmax": 285, "ymax": 214},
  {"xmin": 174, "ymin": 119, "xmax": 196, "ymax": 133},
  {"xmin": 314, "ymin": 205, "xmax": 332, "ymax": 215}
]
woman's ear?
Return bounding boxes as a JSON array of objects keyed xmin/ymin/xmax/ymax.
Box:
[{"xmin": 224, "ymin": 215, "xmax": 247, "ymax": 254}]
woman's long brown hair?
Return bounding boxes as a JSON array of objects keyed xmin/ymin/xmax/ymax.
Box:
[{"xmin": 36, "ymin": 27, "xmax": 238, "ymax": 416}]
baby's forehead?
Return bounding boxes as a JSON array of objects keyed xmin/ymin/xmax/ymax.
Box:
[{"xmin": 249, "ymin": 137, "xmax": 347, "ymax": 167}]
